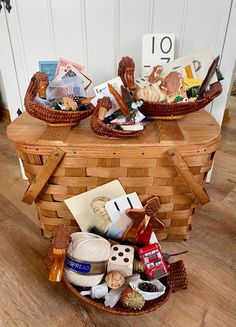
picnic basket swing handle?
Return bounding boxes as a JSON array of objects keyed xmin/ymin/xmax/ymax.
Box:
[
  {"xmin": 22, "ymin": 148, "xmax": 65, "ymax": 205},
  {"xmin": 167, "ymin": 149, "xmax": 210, "ymax": 205}
]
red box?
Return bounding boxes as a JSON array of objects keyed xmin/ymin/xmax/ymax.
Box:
[{"xmin": 138, "ymin": 243, "xmax": 168, "ymax": 279}]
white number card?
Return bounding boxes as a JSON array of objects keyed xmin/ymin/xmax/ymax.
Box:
[{"xmin": 142, "ymin": 33, "xmax": 175, "ymax": 78}]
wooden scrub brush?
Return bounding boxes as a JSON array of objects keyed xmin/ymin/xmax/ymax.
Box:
[{"xmin": 48, "ymin": 224, "xmax": 70, "ymax": 282}]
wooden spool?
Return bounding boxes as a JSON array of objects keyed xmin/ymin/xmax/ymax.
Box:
[{"xmin": 7, "ymin": 109, "xmax": 221, "ymax": 240}]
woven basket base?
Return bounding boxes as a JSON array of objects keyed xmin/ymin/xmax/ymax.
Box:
[
  {"xmin": 62, "ymin": 276, "xmax": 171, "ymax": 315},
  {"xmin": 94, "ymin": 132, "xmax": 140, "ymax": 140},
  {"xmin": 146, "ymin": 114, "xmax": 187, "ymax": 121},
  {"xmin": 47, "ymin": 122, "xmax": 78, "ymax": 127}
]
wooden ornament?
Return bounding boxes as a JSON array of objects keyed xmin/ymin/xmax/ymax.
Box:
[
  {"xmin": 148, "ymin": 65, "xmax": 163, "ymax": 84},
  {"xmin": 123, "ymin": 196, "xmax": 164, "ymax": 243},
  {"xmin": 152, "ymin": 81, "xmax": 168, "ymax": 102},
  {"xmin": 37, "ymin": 77, "xmax": 48, "ymax": 99},
  {"xmin": 105, "ymin": 270, "xmax": 125, "ymax": 289},
  {"xmin": 118, "ymin": 56, "xmax": 136, "ymax": 91},
  {"xmin": 134, "ymin": 86, "xmax": 160, "ymax": 103},
  {"xmin": 161, "ymin": 71, "xmax": 183, "ymax": 96},
  {"xmin": 97, "ymin": 96, "xmax": 112, "ymax": 110},
  {"xmin": 107, "ymin": 245, "xmax": 134, "ymax": 277},
  {"xmin": 108, "ymin": 84, "xmax": 131, "ymax": 117}
]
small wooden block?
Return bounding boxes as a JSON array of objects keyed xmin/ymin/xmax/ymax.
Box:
[{"xmin": 107, "ymin": 245, "xmax": 134, "ymax": 277}]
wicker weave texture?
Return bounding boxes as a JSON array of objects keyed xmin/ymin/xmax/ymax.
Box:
[
  {"xmin": 44, "ymin": 225, "xmax": 188, "ymax": 315},
  {"xmin": 24, "ymin": 72, "xmax": 94, "ymax": 126},
  {"xmin": 90, "ymin": 106, "xmax": 144, "ymax": 138},
  {"xmin": 17, "ymin": 145, "xmax": 217, "ymax": 240},
  {"xmin": 140, "ymin": 81, "xmax": 222, "ymax": 118}
]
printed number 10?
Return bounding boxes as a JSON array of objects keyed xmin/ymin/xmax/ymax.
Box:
[{"xmin": 160, "ymin": 36, "xmax": 172, "ymax": 63}]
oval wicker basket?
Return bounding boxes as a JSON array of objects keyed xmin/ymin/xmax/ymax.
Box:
[
  {"xmin": 62, "ymin": 276, "xmax": 171, "ymax": 315},
  {"xmin": 44, "ymin": 225, "xmax": 188, "ymax": 315},
  {"xmin": 90, "ymin": 106, "xmax": 144, "ymax": 138},
  {"xmin": 24, "ymin": 72, "xmax": 94, "ymax": 126},
  {"xmin": 139, "ymin": 81, "xmax": 222, "ymax": 120}
]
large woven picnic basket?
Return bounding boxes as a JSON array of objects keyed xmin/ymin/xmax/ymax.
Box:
[{"xmin": 7, "ymin": 106, "xmax": 221, "ymax": 240}]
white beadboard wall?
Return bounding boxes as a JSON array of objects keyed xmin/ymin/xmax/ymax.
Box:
[{"xmin": 1, "ymin": 0, "xmax": 235, "ymax": 122}]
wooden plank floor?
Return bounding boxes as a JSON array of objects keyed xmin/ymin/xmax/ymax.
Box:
[{"xmin": 0, "ymin": 103, "xmax": 236, "ymax": 327}]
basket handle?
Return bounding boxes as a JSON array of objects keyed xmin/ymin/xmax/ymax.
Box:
[
  {"xmin": 22, "ymin": 147, "xmax": 65, "ymax": 204},
  {"xmin": 167, "ymin": 149, "xmax": 210, "ymax": 205}
]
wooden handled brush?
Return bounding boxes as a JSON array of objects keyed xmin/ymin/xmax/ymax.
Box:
[{"xmin": 48, "ymin": 225, "xmax": 70, "ymax": 282}]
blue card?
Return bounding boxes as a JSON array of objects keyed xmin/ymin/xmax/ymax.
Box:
[{"xmin": 38, "ymin": 61, "xmax": 58, "ymax": 81}]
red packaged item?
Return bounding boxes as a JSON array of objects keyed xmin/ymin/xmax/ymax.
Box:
[{"xmin": 138, "ymin": 243, "xmax": 168, "ymax": 279}]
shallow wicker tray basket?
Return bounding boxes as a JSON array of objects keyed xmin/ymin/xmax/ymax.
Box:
[
  {"xmin": 24, "ymin": 72, "xmax": 94, "ymax": 126},
  {"xmin": 44, "ymin": 225, "xmax": 188, "ymax": 316},
  {"xmin": 140, "ymin": 81, "xmax": 222, "ymax": 119}
]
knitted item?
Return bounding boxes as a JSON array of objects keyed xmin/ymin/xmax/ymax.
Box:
[{"xmin": 167, "ymin": 260, "xmax": 188, "ymax": 292}]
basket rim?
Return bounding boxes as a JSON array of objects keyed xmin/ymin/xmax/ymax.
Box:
[
  {"xmin": 62, "ymin": 274, "xmax": 172, "ymax": 315},
  {"xmin": 139, "ymin": 81, "xmax": 222, "ymax": 117},
  {"xmin": 90, "ymin": 106, "xmax": 144, "ymax": 138},
  {"xmin": 24, "ymin": 72, "xmax": 94, "ymax": 124}
]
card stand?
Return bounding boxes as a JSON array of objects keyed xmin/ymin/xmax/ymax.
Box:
[
  {"xmin": 139, "ymin": 81, "xmax": 222, "ymax": 120},
  {"xmin": 44, "ymin": 225, "xmax": 188, "ymax": 316},
  {"xmin": 24, "ymin": 72, "xmax": 94, "ymax": 126},
  {"xmin": 90, "ymin": 106, "xmax": 144, "ymax": 139}
]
